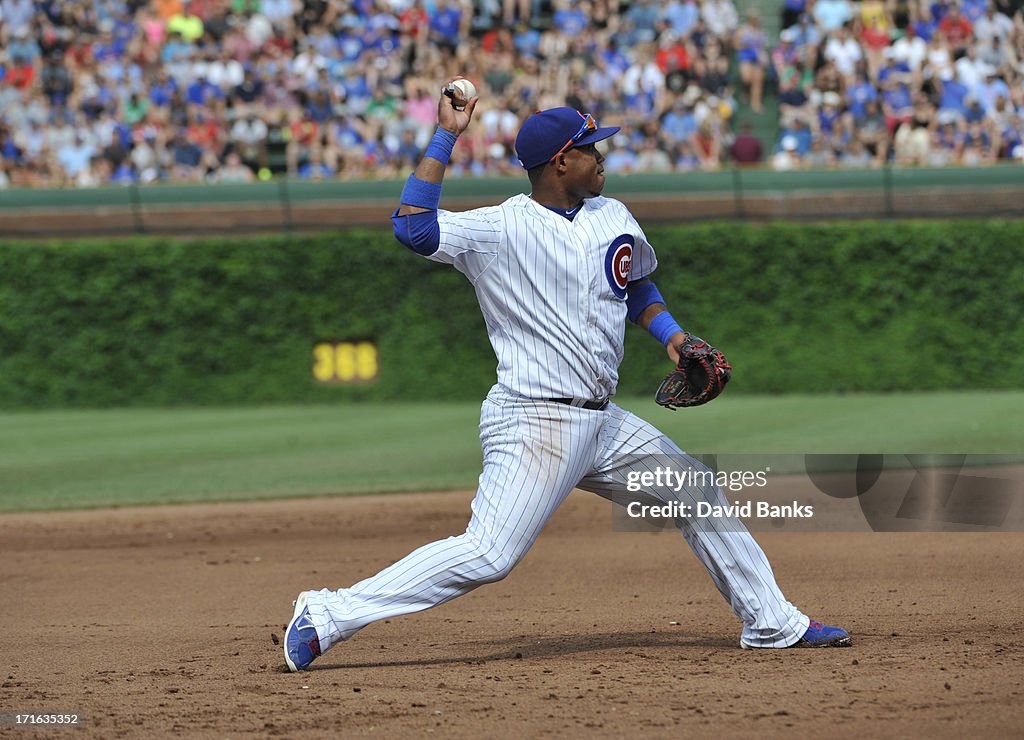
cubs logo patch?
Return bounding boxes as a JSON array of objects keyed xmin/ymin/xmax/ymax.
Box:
[{"xmin": 604, "ymin": 235, "xmax": 634, "ymax": 299}]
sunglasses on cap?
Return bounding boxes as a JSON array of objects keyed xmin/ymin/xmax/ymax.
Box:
[{"xmin": 549, "ymin": 113, "xmax": 598, "ymax": 162}]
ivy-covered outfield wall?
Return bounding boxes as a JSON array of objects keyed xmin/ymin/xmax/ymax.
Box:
[{"xmin": 1, "ymin": 220, "xmax": 1021, "ymax": 408}]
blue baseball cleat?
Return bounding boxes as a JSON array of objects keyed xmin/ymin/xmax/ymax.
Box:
[
  {"xmin": 740, "ymin": 619, "xmax": 852, "ymax": 649},
  {"xmin": 794, "ymin": 619, "xmax": 851, "ymax": 647},
  {"xmin": 284, "ymin": 593, "xmax": 322, "ymax": 672}
]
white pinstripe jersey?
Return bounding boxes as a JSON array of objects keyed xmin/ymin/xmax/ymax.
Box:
[{"xmin": 427, "ymin": 193, "xmax": 658, "ymax": 400}]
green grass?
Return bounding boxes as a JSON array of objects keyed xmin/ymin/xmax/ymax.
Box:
[{"xmin": 1, "ymin": 391, "xmax": 1021, "ymax": 512}]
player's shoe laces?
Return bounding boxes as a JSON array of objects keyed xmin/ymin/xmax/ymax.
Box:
[
  {"xmin": 794, "ymin": 619, "xmax": 851, "ymax": 648},
  {"xmin": 284, "ymin": 593, "xmax": 322, "ymax": 672}
]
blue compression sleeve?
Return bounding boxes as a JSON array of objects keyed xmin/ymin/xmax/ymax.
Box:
[
  {"xmin": 625, "ymin": 280, "xmax": 665, "ymax": 323},
  {"xmin": 648, "ymin": 311, "xmax": 684, "ymax": 346},
  {"xmin": 399, "ymin": 175, "xmax": 442, "ymax": 210},
  {"xmin": 397, "ymin": 129, "xmax": 458, "ymax": 210},
  {"xmin": 424, "ymin": 128, "xmax": 457, "ymax": 164},
  {"xmin": 391, "ymin": 208, "xmax": 440, "ymax": 256}
]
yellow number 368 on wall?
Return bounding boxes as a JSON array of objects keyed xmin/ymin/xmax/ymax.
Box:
[{"xmin": 312, "ymin": 341, "xmax": 379, "ymax": 384}]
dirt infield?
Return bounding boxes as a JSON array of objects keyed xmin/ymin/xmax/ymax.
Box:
[{"xmin": 2, "ymin": 490, "xmax": 1022, "ymax": 738}]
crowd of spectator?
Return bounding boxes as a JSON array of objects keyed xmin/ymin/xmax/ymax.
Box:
[
  {"xmin": 765, "ymin": 0, "xmax": 1024, "ymax": 168},
  {"xmin": 0, "ymin": 0, "xmax": 1021, "ymax": 188}
]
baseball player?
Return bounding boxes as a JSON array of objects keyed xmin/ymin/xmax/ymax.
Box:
[{"xmin": 284, "ymin": 79, "xmax": 850, "ymax": 671}]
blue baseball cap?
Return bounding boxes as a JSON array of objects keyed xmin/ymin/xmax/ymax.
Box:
[{"xmin": 514, "ymin": 108, "xmax": 620, "ymax": 170}]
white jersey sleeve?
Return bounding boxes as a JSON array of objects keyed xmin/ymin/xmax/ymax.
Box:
[
  {"xmin": 431, "ymin": 206, "xmax": 504, "ymax": 283},
  {"xmin": 628, "ymin": 215, "xmax": 658, "ymax": 282}
]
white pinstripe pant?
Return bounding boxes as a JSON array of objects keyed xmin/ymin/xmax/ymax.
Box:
[{"xmin": 304, "ymin": 385, "xmax": 808, "ymax": 650}]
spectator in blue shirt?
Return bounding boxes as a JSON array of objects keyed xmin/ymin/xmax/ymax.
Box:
[
  {"xmin": 1, "ymin": 131, "xmax": 21, "ymax": 164},
  {"xmin": 789, "ymin": 13, "xmax": 821, "ymax": 47},
  {"xmin": 603, "ymin": 140, "xmax": 638, "ymax": 173},
  {"xmin": 513, "ymin": 23, "xmax": 542, "ymax": 57},
  {"xmin": 960, "ymin": 0, "xmax": 988, "ymax": 21},
  {"xmin": 962, "ymin": 121, "xmax": 991, "ymax": 149},
  {"xmin": 110, "ymin": 162, "xmax": 135, "ymax": 185},
  {"xmin": 935, "ymin": 116, "xmax": 963, "ymax": 153},
  {"xmin": 362, "ymin": 24, "xmax": 398, "ymax": 57},
  {"xmin": 662, "ymin": 99, "xmax": 699, "ymax": 143},
  {"xmin": 429, "ymin": 0, "xmax": 462, "ymax": 54},
  {"xmin": 7, "ymin": 30, "xmax": 42, "ymax": 63},
  {"xmin": 341, "ymin": 71, "xmax": 372, "ymax": 113},
  {"xmin": 186, "ymin": 76, "xmax": 225, "ymax": 106},
  {"xmin": 330, "ymin": 117, "xmax": 365, "ymax": 150},
  {"xmin": 161, "ymin": 32, "xmax": 192, "ymax": 66},
  {"xmin": 878, "ymin": 58, "xmax": 913, "ymax": 86},
  {"xmin": 999, "ymin": 117, "xmax": 1023, "ymax": 159},
  {"xmin": 963, "ymin": 97, "xmax": 987, "ymax": 124},
  {"xmin": 937, "ymin": 73, "xmax": 969, "ymax": 114},
  {"xmin": 661, "ymin": 0, "xmax": 701, "ymax": 38},
  {"xmin": 929, "ymin": 0, "xmax": 953, "ymax": 22},
  {"xmin": 976, "ymin": 69, "xmax": 1010, "ymax": 113},
  {"xmin": 846, "ymin": 71, "xmax": 878, "ymax": 118},
  {"xmin": 882, "ymin": 79, "xmax": 914, "ymax": 137},
  {"xmin": 909, "ymin": 6, "xmax": 938, "ymax": 40},
  {"xmin": 305, "ymin": 89, "xmax": 334, "ymax": 124},
  {"xmin": 171, "ymin": 130, "xmax": 203, "ymax": 178},
  {"xmin": 554, "ymin": 0, "xmax": 588, "ymax": 36},
  {"xmin": 298, "ymin": 161, "xmax": 334, "ymax": 179},
  {"xmin": 92, "ymin": 28, "xmax": 127, "ymax": 63},
  {"xmin": 818, "ymin": 91, "xmax": 843, "ymax": 138},
  {"xmin": 149, "ymin": 71, "xmax": 178, "ymax": 108},
  {"xmin": 112, "ymin": 10, "xmax": 137, "ymax": 45},
  {"xmin": 600, "ymin": 41, "xmax": 632, "ymax": 75},
  {"xmin": 395, "ymin": 128, "xmax": 421, "ymax": 169},
  {"xmin": 775, "ymin": 116, "xmax": 813, "ymax": 155},
  {"xmin": 791, "ymin": 117, "xmax": 814, "ymax": 155},
  {"xmin": 57, "ymin": 135, "xmax": 95, "ymax": 179},
  {"xmin": 626, "ymin": 0, "xmax": 661, "ymax": 43},
  {"xmin": 336, "ymin": 28, "xmax": 365, "ymax": 63},
  {"xmin": 814, "ymin": 0, "xmax": 853, "ymax": 31},
  {"xmin": 882, "ymin": 82, "xmax": 913, "ymax": 116}
]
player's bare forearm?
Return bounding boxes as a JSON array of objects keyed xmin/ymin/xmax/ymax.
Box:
[
  {"xmin": 635, "ymin": 302, "xmax": 665, "ymax": 331},
  {"xmin": 397, "ymin": 77, "xmax": 479, "ymax": 217}
]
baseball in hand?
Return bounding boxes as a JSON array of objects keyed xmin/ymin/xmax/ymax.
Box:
[{"xmin": 445, "ymin": 79, "xmax": 478, "ymax": 111}]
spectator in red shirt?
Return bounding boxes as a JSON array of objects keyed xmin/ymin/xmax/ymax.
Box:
[
  {"xmin": 939, "ymin": 6, "xmax": 974, "ymax": 55},
  {"xmin": 286, "ymin": 111, "xmax": 321, "ymax": 176},
  {"xmin": 6, "ymin": 55, "xmax": 37, "ymax": 91},
  {"xmin": 400, "ymin": 0, "xmax": 430, "ymax": 39},
  {"xmin": 860, "ymin": 16, "xmax": 891, "ymax": 81},
  {"xmin": 262, "ymin": 24, "xmax": 293, "ymax": 58},
  {"xmin": 186, "ymin": 109, "xmax": 222, "ymax": 153},
  {"xmin": 693, "ymin": 118, "xmax": 722, "ymax": 169},
  {"xmin": 730, "ymin": 121, "xmax": 764, "ymax": 164},
  {"xmin": 655, "ymin": 32, "xmax": 690, "ymax": 74}
]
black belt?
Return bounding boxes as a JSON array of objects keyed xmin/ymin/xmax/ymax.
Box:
[{"xmin": 548, "ymin": 397, "xmax": 609, "ymax": 411}]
